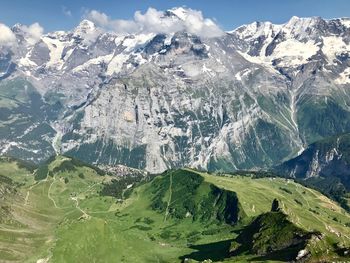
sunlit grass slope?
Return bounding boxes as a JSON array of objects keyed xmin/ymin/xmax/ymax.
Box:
[{"xmin": 0, "ymin": 157, "xmax": 349, "ymax": 262}]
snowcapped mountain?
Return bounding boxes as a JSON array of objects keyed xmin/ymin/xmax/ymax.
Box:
[{"xmin": 1, "ymin": 8, "xmax": 350, "ymax": 173}]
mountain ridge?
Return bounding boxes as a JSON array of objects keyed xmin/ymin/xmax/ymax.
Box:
[{"xmin": 1, "ymin": 11, "xmax": 350, "ymax": 173}]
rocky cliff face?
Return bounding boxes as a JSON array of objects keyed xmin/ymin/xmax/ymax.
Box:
[
  {"xmin": 1, "ymin": 8, "xmax": 350, "ymax": 172},
  {"xmin": 275, "ymin": 133, "xmax": 350, "ymax": 190},
  {"xmin": 274, "ymin": 133, "xmax": 350, "ymax": 210}
]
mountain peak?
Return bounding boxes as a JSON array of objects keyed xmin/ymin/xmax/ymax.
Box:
[
  {"xmin": 11, "ymin": 23, "xmax": 25, "ymax": 34},
  {"xmin": 12, "ymin": 23, "xmax": 23, "ymax": 30},
  {"xmin": 284, "ymin": 15, "xmax": 322, "ymax": 28},
  {"xmin": 166, "ymin": 7, "xmax": 189, "ymax": 21},
  {"xmin": 74, "ymin": 19, "xmax": 96, "ymax": 36},
  {"xmin": 231, "ymin": 20, "xmax": 280, "ymax": 38},
  {"xmin": 340, "ymin": 17, "xmax": 350, "ymax": 28},
  {"xmin": 288, "ymin": 15, "xmax": 300, "ymax": 22}
]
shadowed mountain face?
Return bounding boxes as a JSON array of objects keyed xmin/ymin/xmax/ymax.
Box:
[
  {"xmin": 229, "ymin": 211, "xmax": 314, "ymax": 261},
  {"xmin": 2, "ymin": 10, "xmax": 350, "ymax": 173},
  {"xmin": 275, "ymin": 133, "xmax": 350, "ymax": 209},
  {"xmin": 275, "ymin": 133, "xmax": 350, "ymax": 185}
]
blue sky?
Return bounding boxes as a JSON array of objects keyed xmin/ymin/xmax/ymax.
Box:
[{"xmin": 0, "ymin": 0, "xmax": 349, "ymax": 32}]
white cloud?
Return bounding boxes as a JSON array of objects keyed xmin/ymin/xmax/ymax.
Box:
[
  {"xmin": 87, "ymin": 10, "xmax": 109, "ymax": 26},
  {"xmin": 0, "ymin": 23, "xmax": 16, "ymax": 46},
  {"xmin": 19, "ymin": 23, "xmax": 44, "ymax": 45},
  {"xmin": 85, "ymin": 7, "xmax": 224, "ymax": 38},
  {"xmin": 62, "ymin": 6, "xmax": 72, "ymax": 17}
]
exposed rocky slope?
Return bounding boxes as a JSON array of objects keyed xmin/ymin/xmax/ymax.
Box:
[
  {"xmin": 276, "ymin": 133, "xmax": 350, "ymax": 184},
  {"xmin": 1, "ymin": 8, "xmax": 350, "ymax": 172},
  {"xmin": 275, "ymin": 133, "xmax": 350, "ymax": 209}
]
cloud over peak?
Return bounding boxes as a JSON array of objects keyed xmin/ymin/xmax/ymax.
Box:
[
  {"xmin": 85, "ymin": 7, "xmax": 224, "ymax": 38},
  {"xmin": 18, "ymin": 23, "xmax": 44, "ymax": 45},
  {"xmin": 0, "ymin": 22, "xmax": 44, "ymax": 47},
  {"xmin": 0, "ymin": 23, "xmax": 16, "ymax": 46}
]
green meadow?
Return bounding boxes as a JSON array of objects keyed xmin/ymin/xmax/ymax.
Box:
[{"xmin": 0, "ymin": 156, "xmax": 349, "ymax": 262}]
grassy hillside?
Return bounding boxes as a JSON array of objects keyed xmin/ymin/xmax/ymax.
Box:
[
  {"xmin": 202, "ymin": 172, "xmax": 350, "ymax": 261},
  {"xmin": 149, "ymin": 169, "xmax": 245, "ymax": 224},
  {"xmin": 229, "ymin": 211, "xmax": 313, "ymax": 261},
  {"xmin": 0, "ymin": 157, "xmax": 349, "ymax": 262}
]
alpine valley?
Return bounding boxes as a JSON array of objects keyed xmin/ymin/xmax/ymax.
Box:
[
  {"xmin": 0, "ymin": 156, "xmax": 350, "ymax": 262},
  {"xmin": 1, "ymin": 6, "xmax": 350, "ymax": 263}
]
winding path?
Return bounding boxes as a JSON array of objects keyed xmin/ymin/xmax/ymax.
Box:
[
  {"xmin": 47, "ymin": 176, "xmax": 59, "ymax": 209},
  {"xmin": 71, "ymin": 197, "xmax": 90, "ymax": 219}
]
